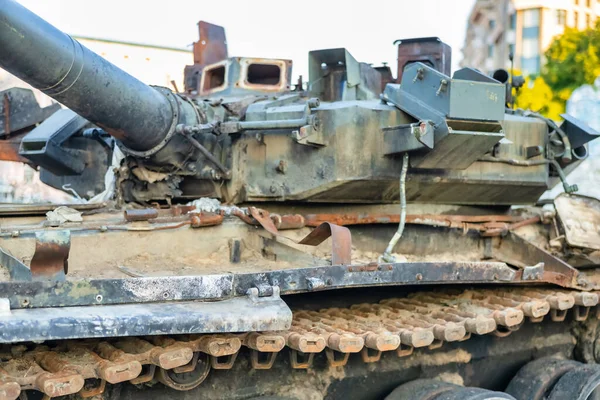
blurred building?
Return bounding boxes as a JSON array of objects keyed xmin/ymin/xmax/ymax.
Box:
[
  {"xmin": 462, "ymin": 0, "xmax": 599, "ymax": 76},
  {"xmin": 0, "ymin": 36, "xmax": 192, "ymax": 96},
  {"xmin": 0, "ymin": 162, "xmax": 75, "ymax": 204},
  {"xmin": 0, "ymin": 36, "xmax": 192, "ymax": 203},
  {"xmin": 74, "ymin": 36, "xmax": 192, "ymax": 92}
]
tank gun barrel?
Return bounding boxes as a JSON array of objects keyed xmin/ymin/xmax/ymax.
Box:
[{"xmin": 0, "ymin": 0, "xmax": 179, "ymax": 152}]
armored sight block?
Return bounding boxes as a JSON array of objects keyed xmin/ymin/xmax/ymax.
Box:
[{"xmin": 382, "ymin": 63, "xmax": 506, "ymax": 169}]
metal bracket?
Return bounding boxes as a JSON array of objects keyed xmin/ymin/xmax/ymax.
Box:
[
  {"xmin": 414, "ymin": 120, "xmax": 435, "ymax": 149},
  {"xmin": 1, "ymin": 229, "xmax": 71, "ymax": 282},
  {"xmin": 30, "ymin": 230, "xmax": 70, "ymax": 281},
  {"xmin": 382, "ymin": 120, "xmax": 434, "ymax": 156},
  {"xmin": 522, "ymin": 263, "xmax": 544, "ymax": 281},
  {"xmin": 491, "ymin": 232, "xmax": 581, "ymax": 288},
  {"xmin": 19, "ymin": 109, "xmax": 89, "ymax": 175},
  {"xmin": 525, "ymin": 145, "xmax": 543, "ymax": 159},
  {"xmin": 306, "ymin": 277, "xmax": 326, "ymax": 291},
  {"xmin": 248, "ymin": 207, "xmax": 279, "ymax": 236},
  {"xmin": 235, "ymin": 260, "xmax": 517, "ymax": 296},
  {"xmin": 248, "ymin": 284, "xmax": 278, "ymax": 298},
  {"xmin": 242, "ymin": 210, "xmax": 350, "ymax": 266},
  {"xmin": 292, "ymin": 122, "xmax": 325, "ymax": 147},
  {"xmin": 298, "ymin": 222, "xmax": 352, "ymax": 265}
]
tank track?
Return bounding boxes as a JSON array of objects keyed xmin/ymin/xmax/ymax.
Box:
[{"xmin": 0, "ymin": 287, "xmax": 597, "ymax": 399}]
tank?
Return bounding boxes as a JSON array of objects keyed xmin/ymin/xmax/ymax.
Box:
[{"xmin": 2, "ymin": 1, "xmax": 600, "ymax": 399}]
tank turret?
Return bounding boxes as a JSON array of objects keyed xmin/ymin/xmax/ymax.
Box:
[{"xmin": 1, "ymin": 0, "xmax": 598, "ymax": 205}]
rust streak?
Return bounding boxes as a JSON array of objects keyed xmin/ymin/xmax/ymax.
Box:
[{"xmin": 304, "ymin": 213, "xmax": 527, "ymax": 228}]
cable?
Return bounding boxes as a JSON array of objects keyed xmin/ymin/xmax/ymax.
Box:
[
  {"xmin": 380, "ymin": 152, "xmax": 409, "ymax": 263},
  {"xmin": 478, "ymin": 155, "xmax": 578, "ymax": 193}
]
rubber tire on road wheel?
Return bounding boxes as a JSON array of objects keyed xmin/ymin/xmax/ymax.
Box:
[
  {"xmin": 547, "ymin": 365, "xmax": 600, "ymax": 400},
  {"xmin": 505, "ymin": 357, "xmax": 581, "ymax": 400},
  {"xmin": 385, "ymin": 379, "xmax": 460, "ymax": 400},
  {"xmin": 435, "ymin": 387, "xmax": 517, "ymax": 400},
  {"xmin": 248, "ymin": 397, "xmax": 299, "ymax": 400}
]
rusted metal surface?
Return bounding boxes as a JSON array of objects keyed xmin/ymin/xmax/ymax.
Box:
[
  {"xmin": 0, "ymin": 287, "xmax": 592, "ymax": 398},
  {"xmin": 1, "ymin": 354, "xmax": 85, "ymax": 398},
  {"xmin": 231, "ymin": 207, "xmax": 255, "ymax": 225},
  {"xmin": 480, "ymin": 216, "xmax": 542, "ymax": 237},
  {"xmin": 238, "ymin": 58, "xmax": 291, "ymax": 93},
  {"xmin": 303, "ymin": 212, "xmax": 537, "ymax": 237},
  {"xmin": 124, "ymin": 208, "xmax": 158, "ymax": 222},
  {"xmin": 193, "ymin": 21, "xmax": 228, "ymax": 67},
  {"xmin": 107, "ymin": 211, "xmax": 223, "ymax": 231},
  {"xmin": 304, "ymin": 213, "xmax": 401, "ymax": 226},
  {"xmin": 169, "ymin": 205, "xmax": 197, "ymax": 216},
  {"xmin": 270, "ymin": 213, "xmax": 305, "ymax": 230},
  {"xmin": 276, "ymin": 286, "xmax": 595, "ymax": 368},
  {"xmin": 156, "ymin": 352, "xmax": 211, "ymax": 391},
  {"xmin": 190, "ymin": 212, "xmax": 224, "ymax": 228},
  {"xmin": 0, "ymin": 133, "xmax": 30, "ymax": 164},
  {"xmin": 394, "ymin": 37, "xmax": 452, "ymax": 84},
  {"xmin": 298, "ymin": 222, "xmax": 352, "ymax": 265},
  {"xmin": 234, "ymin": 207, "xmax": 305, "ymax": 232},
  {"xmin": 491, "ymin": 232, "xmax": 581, "ymax": 288},
  {"xmin": 555, "ymin": 194, "xmax": 600, "ymax": 251},
  {"xmin": 29, "ymin": 230, "xmax": 70, "ymax": 281},
  {"xmin": 0, "ymin": 368, "xmax": 20, "ymax": 400},
  {"xmin": 196, "ymin": 56, "xmax": 293, "ymax": 97},
  {"xmin": 305, "ymin": 213, "xmax": 524, "ymax": 226},
  {"xmin": 110, "ymin": 338, "xmax": 193, "ymax": 370},
  {"xmin": 232, "ymin": 207, "xmax": 541, "ymax": 240},
  {"xmin": 248, "ymin": 207, "xmax": 279, "ymax": 236}
]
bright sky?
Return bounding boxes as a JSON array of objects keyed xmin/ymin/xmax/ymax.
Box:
[{"xmin": 16, "ymin": 0, "xmax": 476, "ymax": 81}]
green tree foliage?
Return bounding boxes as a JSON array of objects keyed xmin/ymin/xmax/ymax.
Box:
[
  {"xmin": 514, "ymin": 75, "xmax": 564, "ymax": 120},
  {"xmin": 543, "ymin": 21, "xmax": 600, "ymax": 100},
  {"xmin": 514, "ymin": 21, "xmax": 600, "ymax": 120}
]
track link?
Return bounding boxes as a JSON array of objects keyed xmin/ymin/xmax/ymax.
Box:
[{"xmin": 0, "ymin": 287, "xmax": 597, "ymax": 399}]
